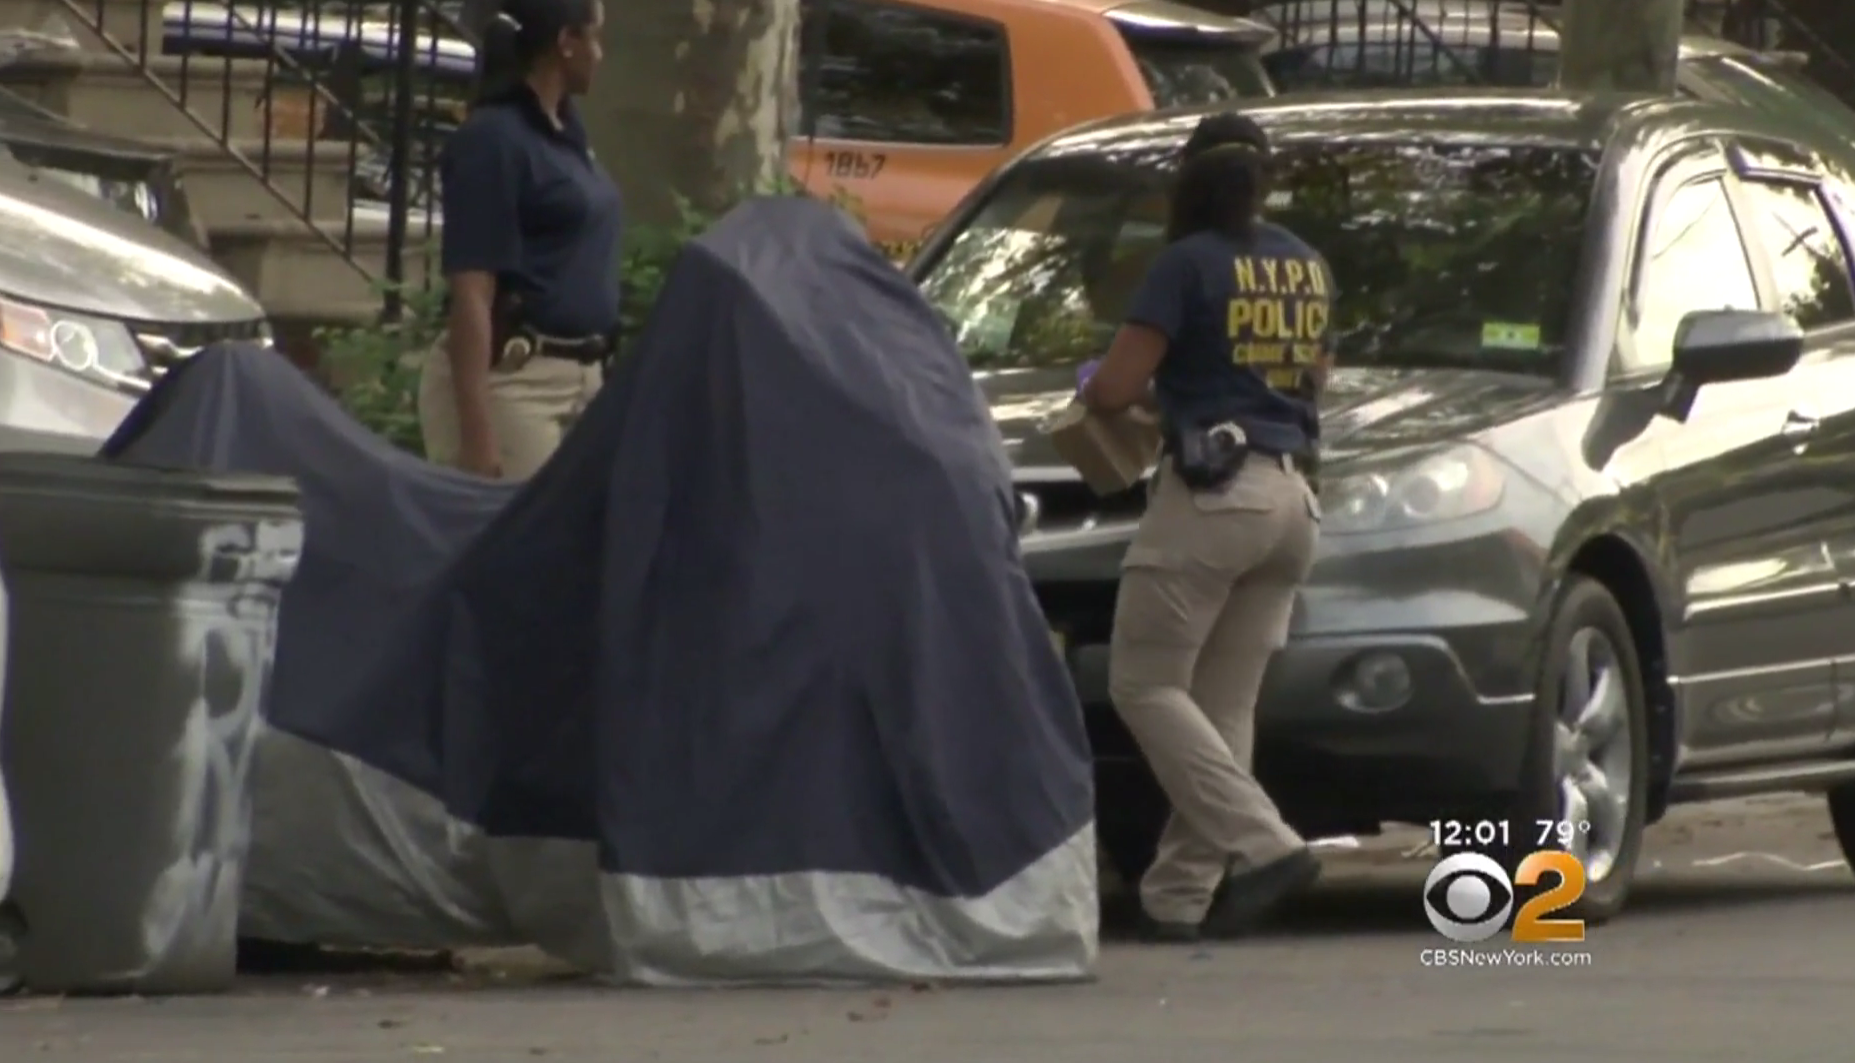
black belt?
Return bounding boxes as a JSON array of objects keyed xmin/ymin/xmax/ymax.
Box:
[
  {"xmin": 1161, "ymin": 440, "xmax": 1318, "ymax": 478},
  {"xmin": 499, "ymin": 329, "xmax": 613, "ymax": 367},
  {"xmin": 1249, "ymin": 446, "xmax": 1319, "ymax": 477}
]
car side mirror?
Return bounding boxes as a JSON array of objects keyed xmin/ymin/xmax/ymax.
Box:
[{"xmin": 1659, "ymin": 309, "xmax": 1804, "ymax": 422}]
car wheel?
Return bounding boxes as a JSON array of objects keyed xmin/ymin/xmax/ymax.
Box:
[
  {"xmin": 1508, "ymin": 576, "xmax": 1650, "ymax": 924},
  {"xmin": 1821, "ymin": 783, "xmax": 1855, "ymax": 868},
  {"xmin": 1095, "ymin": 765, "xmax": 1167, "ymax": 890},
  {"xmin": 0, "ymin": 900, "xmax": 21, "ymax": 995}
]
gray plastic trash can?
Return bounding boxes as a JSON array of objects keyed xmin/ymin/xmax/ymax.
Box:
[
  {"xmin": 0, "ymin": 454, "xmax": 301, "ymax": 994},
  {"xmin": 0, "ymin": 559, "xmax": 14, "ymax": 991}
]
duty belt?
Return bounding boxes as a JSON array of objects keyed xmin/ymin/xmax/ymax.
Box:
[
  {"xmin": 1161, "ymin": 439, "xmax": 1318, "ymax": 478},
  {"xmin": 498, "ymin": 330, "xmax": 612, "ymax": 371},
  {"xmin": 1250, "ymin": 446, "xmax": 1319, "ymax": 478}
]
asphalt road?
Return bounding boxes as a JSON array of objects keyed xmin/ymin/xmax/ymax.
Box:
[{"xmin": 4, "ymin": 795, "xmax": 1851, "ymax": 1062}]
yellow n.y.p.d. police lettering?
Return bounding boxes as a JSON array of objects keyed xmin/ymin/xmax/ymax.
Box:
[
  {"xmin": 1233, "ymin": 255, "xmax": 1329, "ymax": 297},
  {"xmin": 1227, "ymin": 254, "xmax": 1331, "ymax": 378},
  {"xmin": 1226, "ymin": 297, "xmax": 1329, "ymax": 342}
]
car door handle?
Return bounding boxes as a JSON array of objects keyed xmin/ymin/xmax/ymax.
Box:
[{"xmin": 1781, "ymin": 410, "xmax": 1821, "ymax": 444}]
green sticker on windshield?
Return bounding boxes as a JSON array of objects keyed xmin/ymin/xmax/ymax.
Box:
[{"xmin": 1482, "ymin": 322, "xmax": 1541, "ymax": 350}]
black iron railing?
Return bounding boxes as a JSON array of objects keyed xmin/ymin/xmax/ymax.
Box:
[
  {"xmin": 1709, "ymin": 0, "xmax": 1855, "ymax": 101},
  {"xmin": 30, "ymin": 0, "xmax": 476, "ymax": 319},
  {"xmin": 1251, "ymin": 0, "xmax": 1562, "ymax": 88},
  {"xmin": 1247, "ymin": 0, "xmax": 1854, "ymax": 93}
]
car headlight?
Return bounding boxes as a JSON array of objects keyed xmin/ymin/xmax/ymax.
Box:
[
  {"xmin": 1320, "ymin": 445, "xmax": 1506, "ymax": 536},
  {"xmin": 0, "ymin": 295, "xmax": 147, "ymax": 395}
]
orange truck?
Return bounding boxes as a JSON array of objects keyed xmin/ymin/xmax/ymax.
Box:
[{"xmin": 789, "ymin": 0, "xmax": 1278, "ymax": 258}]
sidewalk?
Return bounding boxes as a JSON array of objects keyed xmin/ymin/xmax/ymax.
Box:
[{"xmin": 1, "ymin": 794, "xmax": 1844, "ymax": 1062}]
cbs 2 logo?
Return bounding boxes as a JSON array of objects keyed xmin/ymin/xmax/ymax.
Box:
[{"xmin": 1423, "ymin": 851, "xmax": 1586, "ymax": 944}]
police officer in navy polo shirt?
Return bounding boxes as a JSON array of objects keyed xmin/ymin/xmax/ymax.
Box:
[
  {"xmin": 1078, "ymin": 112, "xmax": 1334, "ymax": 942},
  {"xmin": 419, "ymin": 0, "xmax": 622, "ymax": 479}
]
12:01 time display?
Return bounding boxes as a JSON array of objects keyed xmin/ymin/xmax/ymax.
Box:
[{"xmin": 1429, "ymin": 819, "xmax": 1511, "ymax": 848}]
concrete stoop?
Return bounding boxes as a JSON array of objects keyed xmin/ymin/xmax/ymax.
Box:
[
  {"xmin": 0, "ymin": 53, "xmax": 356, "ymax": 231},
  {"xmin": 209, "ymin": 213, "xmax": 436, "ymax": 322},
  {"xmin": 0, "ymin": 51, "xmax": 290, "ymax": 141},
  {"xmin": 0, "ymin": 0, "xmax": 444, "ymax": 326},
  {"xmin": 0, "ymin": 0, "xmax": 161, "ymax": 53},
  {"xmin": 144, "ymin": 136, "xmax": 358, "ymax": 229}
]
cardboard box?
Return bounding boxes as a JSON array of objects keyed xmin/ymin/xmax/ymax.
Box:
[{"xmin": 1042, "ymin": 401, "xmax": 1162, "ymax": 496}]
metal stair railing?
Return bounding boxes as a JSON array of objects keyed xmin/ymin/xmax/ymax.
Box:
[
  {"xmin": 1258, "ymin": 0, "xmax": 1558, "ymax": 88},
  {"xmin": 1258, "ymin": 0, "xmax": 1855, "ymax": 97},
  {"xmin": 39, "ymin": 0, "xmax": 475, "ymax": 318},
  {"xmin": 1704, "ymin": 0, "xmax": 1855, "ymax": 102}
]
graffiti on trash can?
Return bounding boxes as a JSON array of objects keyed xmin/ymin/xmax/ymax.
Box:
[
  {"xmin": 141, "ymin": 520, "xmax": 300, "ymax": 964},
  {"xmin": 199, "ymin": 521, "xmax": 302, "ymax": 586}
]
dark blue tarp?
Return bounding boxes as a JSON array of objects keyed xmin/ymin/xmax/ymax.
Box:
[
  {"xmin": 102, "ymin": 341, "xmax": 518, "ymax": 743},
  {"xmin": 103, "ymin": 196, "xmax": 1098, "ymax": 982}
]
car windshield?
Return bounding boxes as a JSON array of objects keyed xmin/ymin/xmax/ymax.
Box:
[
  {"xmin": 1117, "ymin": 28, "xmax": 1275, "ymax": 106},
  {"xmin": 916, "ymin": 138, "xmax": 1598, "ymax": 376}
]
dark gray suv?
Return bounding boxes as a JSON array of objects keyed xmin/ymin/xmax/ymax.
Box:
[{"xmin": 911, "ymin": 61, "xmax": 1855, "ymax": 923}]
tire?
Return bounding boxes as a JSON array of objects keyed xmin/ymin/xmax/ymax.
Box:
[
  {"xmin": 1503, "ymin": 576, "xmax": 1651, "ymax": 925},
  {"xmin": 1096, "ymin": 764, "xmax": 1167, "ymax": 889},
  {"xmin": 1822, "ymin": 783, "xmax": 1855, "ymax": 868},
  {"xmin": 0, "ymin": 900, "xmax": 21, "ymax": 996}
]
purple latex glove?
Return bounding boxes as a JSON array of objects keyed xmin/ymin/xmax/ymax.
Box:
[{"xmin": 1075, "ymin": 358, "xmax": 1103, "ymax": 396}]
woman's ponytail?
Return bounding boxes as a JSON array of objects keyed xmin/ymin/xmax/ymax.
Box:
[
  {"xmin": 471, "ymin": 11, "xmax": 526, "ymax": 106},
  {"xmin": 464, "ymin": 0, "xmax": 597, "ymax": 109}
]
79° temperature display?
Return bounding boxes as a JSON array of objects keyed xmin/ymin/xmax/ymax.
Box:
[{"xmin": 1429, "ymin": 819, "xmax": 1593, "ymax": 848}]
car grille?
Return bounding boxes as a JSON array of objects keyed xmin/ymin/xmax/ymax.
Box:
[{"xmin": 130, "ymin": 318, "xmax": 270, "ymax": 379}]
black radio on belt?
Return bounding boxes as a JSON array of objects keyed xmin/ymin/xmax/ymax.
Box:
[
  {"xmin": 1174, "ymin": 422, "xmax": 1250, "ymax": 491},
  {"xmin": 1172, "ymin": 423, "xmax": 1319, "ymax": 489}
]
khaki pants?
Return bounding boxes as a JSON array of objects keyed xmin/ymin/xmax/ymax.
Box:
[
  {"xmin": 418, "ymin": 339, "xmax": 602, "ymax": 480},
  {"xmin": 1108, "ymin": 454, "xmax": 1320, "ymax": 924}
]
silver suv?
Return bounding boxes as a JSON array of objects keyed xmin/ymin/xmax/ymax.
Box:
[{"xmin": 0, "ymin": 125, "xmax": 266, "ymax": 448}]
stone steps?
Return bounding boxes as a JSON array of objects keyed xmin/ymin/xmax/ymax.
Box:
[
  {"xmin": 0, "ymin": 0, "xmax": 163, "ymax": 53},
  {"xmin": 140, "ymin": 135, "xmax": 356, "ymax": 228},
  {"xmin": 0, "ymin": 51, "xmax": 299, "ymax": 142},
  {"xmin": 207, "ymin": 209, "xmax": 437, "ymax": 320},
  {"xmin": 0, "ymin": 0, "xmax": 447, "ymax": 325}
]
